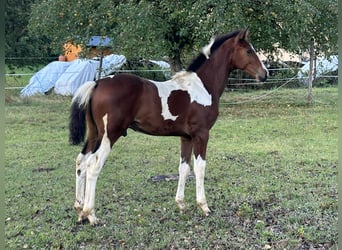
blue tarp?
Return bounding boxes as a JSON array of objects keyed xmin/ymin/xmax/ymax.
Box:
[{"xmin": 87, "ymin": 36, "xmax": 111, "ymax": 47}]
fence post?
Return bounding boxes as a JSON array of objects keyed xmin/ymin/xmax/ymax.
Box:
[
  {"xmin": 97, "ymin": 50, "xmax": 104, "ymax": 80},
  {"xmin": 307, "ymin": 39, "xmax": 315, "ymax": 103}
]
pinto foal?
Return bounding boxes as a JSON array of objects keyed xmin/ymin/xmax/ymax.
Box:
[{"xmin": 69, "ymin": 29, "xmax": 268, "ymax": 225}]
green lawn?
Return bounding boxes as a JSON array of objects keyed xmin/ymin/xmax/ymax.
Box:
[{"xmin": 5, "ymin": 87, "xmax": 337, "ymax": 249}]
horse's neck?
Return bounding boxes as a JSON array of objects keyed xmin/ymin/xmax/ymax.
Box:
[{"xmin": 197, "ymin": 51, "xmax": 233, "ymax": 104}]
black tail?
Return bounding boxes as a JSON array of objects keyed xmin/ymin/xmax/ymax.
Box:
[
  {"xmin": 69, "ymin": 102, "xmax": 87, "ymax": 145},
  {"xmin": 68, "ymin": 81, "xmax": 97, "ymax": 145}
]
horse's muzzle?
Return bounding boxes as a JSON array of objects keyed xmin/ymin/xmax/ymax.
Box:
[
  {"xmin": 257, "ymin": 69, "xmax": 268, "ymax": 82},
  {"xmin": 257, "ymin": 74, "xmax": 267, "ymax": 82}
]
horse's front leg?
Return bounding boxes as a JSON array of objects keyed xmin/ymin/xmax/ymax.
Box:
[
  {"xmin": 175, "ymin": 137, "xmax": 192, "ymax": 213},
  {"xmin": 74, "ymin": 152, "xmax": 89, "ymax": 221},
  {"xmin": 193, "ymin": 132, "xmax": 211, "ymax": 216}
]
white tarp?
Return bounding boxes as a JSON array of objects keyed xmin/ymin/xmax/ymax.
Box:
[
  {"xmin": 20, "ymin": 61, "xmax": 71, "ymax": 96},
  {"xmin": 101, "ymin": 54, "xmax": 126, "ymax": 76},
  {"xmin": 54, "ymin": 59, "xmax": 99, "ymax": 95},
  {"xmin": 297, "ymin": 55, "xmax": 338, "ymax": 85},
  {"xmin": 149, "ymin": 60, "xmax": 171, "ymax": 78},
  {"xmin": 149, "ymin": 60, "xmax": 170, "ymax": 69},
  {"xmin": 20, "ymin": 54, "xmax": 127, "ymax": 97}
]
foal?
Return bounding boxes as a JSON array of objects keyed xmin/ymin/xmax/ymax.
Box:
[{"xmin": 69, "ymin": 29, "xmax": 268, "ymax": 225}]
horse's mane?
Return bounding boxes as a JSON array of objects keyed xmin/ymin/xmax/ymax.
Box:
[{"xmin": 186, "ymin": 30, "xmax": 241, "ymax": 72}]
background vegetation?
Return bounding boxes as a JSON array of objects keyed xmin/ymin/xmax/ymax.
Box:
[{"xmin": 6, "ymin": 0, "xmax": 338, "ymax": 71}]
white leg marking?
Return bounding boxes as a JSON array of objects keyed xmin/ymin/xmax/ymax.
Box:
[
  {"xmin": 194, "ymin": 155, "xmax": 210, "ymax": 216},
  {"xmin": 175, "ymin": 158, "xmax": 190, "ymax": 212},
  {"xmin": 82, "ymin": 114, "xmax": 111, "ymax": 225},
  {"xmin": 75, "ymin": 152, "xmax": 90, "ymax": 220}
]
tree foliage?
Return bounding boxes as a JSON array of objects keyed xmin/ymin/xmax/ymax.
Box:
[
  {"xmin": 28, "ymin": 0, "xmax": 119, "ymax": 55},
  {"xmin": 5, "ymin": 0, "xmax": 53, "ymax": 65},
  {"xmin": 25, "ymin": 0, "xmax": 338, "ymax": 70}
]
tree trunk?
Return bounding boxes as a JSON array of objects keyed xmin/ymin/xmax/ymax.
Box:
[
  {"xmin": 169, "ymin": 53, "xmax": 183, "ymax": 75},
  {"xmin": 307, "ymin": 40, "xmax": 315, "ymax": 103}
]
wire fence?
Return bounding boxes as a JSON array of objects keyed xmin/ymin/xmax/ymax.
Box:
[{"xmin": 5, "ymin": 60, "xmax": 338, "ymax": 93}]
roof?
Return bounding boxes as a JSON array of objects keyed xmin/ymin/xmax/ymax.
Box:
[{"xmin": 87, "ymin": 36, "xmax": 112, "ymax": 47}]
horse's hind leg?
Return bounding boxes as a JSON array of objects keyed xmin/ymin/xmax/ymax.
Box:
[
  {"xmin": 74, "ymin": 151, "xmax": 90, "ymax": 221},
  {"xmin": 80, "ymin": 114, "xmax": 112, "ymax": 225}
]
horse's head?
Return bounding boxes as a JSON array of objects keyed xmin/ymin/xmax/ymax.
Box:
[{"xmin": 230, "ymin": 29, "xmax": 268, "ymax": 82}]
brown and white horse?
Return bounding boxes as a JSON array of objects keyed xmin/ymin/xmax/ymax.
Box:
[{"xmin": 69, "ymin": 29, "xmax": 268, "ymax": 225}]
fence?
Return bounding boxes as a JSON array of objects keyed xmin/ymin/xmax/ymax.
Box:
[{"xmin": 5, "ymin": 60, "xmax": 338, "ymax": 94}]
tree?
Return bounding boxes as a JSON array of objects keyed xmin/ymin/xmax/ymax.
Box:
[
  {"xmin": 28, "ymin": 0, "xmax": 119, "ymax": 56},
  {"xmin": 27, "ymin": 0, "xmax": 337, "ymax": 72},
  {"xmin": 5, "ymin": 0, "xmax": 53, "ymax": 66},
  {"xmin": 114, "ymin": 0, "xmax": 216, "ymax": 72}
]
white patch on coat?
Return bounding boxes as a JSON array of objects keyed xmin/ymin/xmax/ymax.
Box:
[{"xmin": 151, "ymin": 71, "xmax": 212, "ymax": 121}]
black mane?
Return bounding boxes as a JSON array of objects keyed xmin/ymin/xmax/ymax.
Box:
[{"xmin": 186, "ymin": 30, "xmax": 241, "ymax": 72}]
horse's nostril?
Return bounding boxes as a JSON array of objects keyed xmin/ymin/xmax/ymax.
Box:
[{"xmin": 257, "ymin": 74, "xmax": 267, "ymax": 82}]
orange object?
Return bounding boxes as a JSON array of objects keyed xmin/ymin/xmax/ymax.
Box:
[
  {"xmin": 63, "ymin": 41, "xmax": 82, "ymax": 61},
  {"xmin": 62, "ymin": 36, "xmax": 113, "ymax": 61}
]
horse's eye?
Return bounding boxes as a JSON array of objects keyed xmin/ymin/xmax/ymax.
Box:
[{"xmin": 247, "ymin": 49, "xmax": 253, "ymax": 56}]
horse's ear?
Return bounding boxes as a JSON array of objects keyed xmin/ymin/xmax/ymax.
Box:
[
  {"xmin": 243, "ymin": 28, "xmax": 249, "ymax": 39},
  {"xmin": 235, "ymin": 29, "xmax": 249, "ymax": 43}
]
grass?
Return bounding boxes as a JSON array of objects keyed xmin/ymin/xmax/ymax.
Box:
[
  {"xmin": 5, "ymin": 87, "xmax": 337, "ymax": 249},
  {"xmin": 5, "ymin": 65, "xmax": 42, "ymax": 87}
]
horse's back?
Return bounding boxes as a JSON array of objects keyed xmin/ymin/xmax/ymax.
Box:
[
  {"xmin": 95, "ymin": 73, "xmax": 148, "ymax": 94},
  {"xmin": 90, "ymin": 74, "xmax": 158, "ymax": 131},
  {"xmin": 92, "ymin": 73, "xmax": 152, "ymax": 103}
]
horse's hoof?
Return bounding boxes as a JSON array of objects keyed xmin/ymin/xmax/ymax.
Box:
[
  {"xmin": 76, "ymin": 217, "xmax": 89, "ymax": 225},
  {"xmin": 74, "ymin": 201, "xmax": 83, "ymax": 213},
  {"xmin": 88, "ymin": 215, "xmax": 103, "ymax": 226},
  {"xmin": 203, "ymin": 209, "xmax": 211, "ymax": 217},
  {"xmin": 198, "ymin": 203, "xmax": 211, "ymax": 216},
  {"xmin": 176, "ymin": 199, "xmax": 186, "ymax": 213},
  {"xmin": 76, "ymin": 214, "xmax": 102, "ymax": 226}
]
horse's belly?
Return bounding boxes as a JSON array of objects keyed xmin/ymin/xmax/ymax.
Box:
[{"xmin": 130, "ymin": 117, "xmax": 189, "ymax": 137}]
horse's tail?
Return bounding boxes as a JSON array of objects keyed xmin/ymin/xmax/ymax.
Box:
[{"xmin": 69, "ymin": 81, "xmax": 97, "ymax": 145}]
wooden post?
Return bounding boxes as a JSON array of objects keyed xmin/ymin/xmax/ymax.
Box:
[
  {"xmin": 307, "ymin": 39, "xmax": 314, "ymax": 103},
  {"xmin": 97, "ymin": 50, "xmax": 104, "ymax": 80}
]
